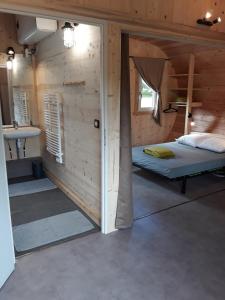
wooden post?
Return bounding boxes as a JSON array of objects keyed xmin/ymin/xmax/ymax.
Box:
[{"xmin": 184, "ymin": 54, "xmax": 195, "ymax": 135}]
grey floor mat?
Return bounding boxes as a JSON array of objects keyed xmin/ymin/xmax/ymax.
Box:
[
  {"xmin": 10, "ymin": 188, "xmax": 98, "ymax": 255},
  {"xmin": 9, "ymin": 178, "xmax": 56, "ymax": 197},
  {"xmin": 10, "ymin": 188, "xmax": 79, "ymax": 226},
  {"xmin": 13, "ymin": 211, "xmax": 95, "ymax": 252}
]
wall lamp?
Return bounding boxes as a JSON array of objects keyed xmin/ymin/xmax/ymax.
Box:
[
  {"xmin": 7, "ymin": 47, "xmax": 15, "ymax": 58},
  {"xmin": 6, "ymin": 47, "xmax": 15, "ymax": 70},
  {"xmin": 188, "ymin": 113, "xmax": 195, "ymax": 127},
  {"xmin": 197, "ymin": 12, "xmax": 222, "ymax": 26},
  {"xmin": 61, "ymin": 22, "xmax": 79, "ymax": 48}
]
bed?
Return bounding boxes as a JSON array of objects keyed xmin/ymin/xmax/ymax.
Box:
[{"xmin": 132, "ymin": 141, "xmax": 225, "ymax": 193}]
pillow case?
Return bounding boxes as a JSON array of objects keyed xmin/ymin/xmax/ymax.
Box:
[
  {"xmin": 176, "ymin": 133, "xmax": 212, "ymax": 147},
  {"xmin": 192, "ymin": 132, "xmax": 225, "ymax": 140},
  {"xmin": 177, "ymin": 133, "xmax": 225, "ymax": 153},
  {"xmin": 198, "ymin": 137, "xmax": 225, "ymax": 153}
]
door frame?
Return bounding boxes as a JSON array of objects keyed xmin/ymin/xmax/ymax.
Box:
[
  {"xmin": 1, "ymin": 4, "xmax": 225, "ymax": 235},
  {"xmin": 0, "ymin": 8, "xmax": 110, "ymax": 233}
]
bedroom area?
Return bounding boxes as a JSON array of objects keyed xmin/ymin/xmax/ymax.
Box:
[{"xmin": 126, "ymin": 35, "xmax": 225, "ymax": 220}]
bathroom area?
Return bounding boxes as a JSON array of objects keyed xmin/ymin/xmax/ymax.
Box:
[{"xmin": 0, "ymin": 12, "xmax": 102, "ymax": 256}]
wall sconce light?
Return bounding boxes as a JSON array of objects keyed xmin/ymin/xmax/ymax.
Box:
[
  {"xmin": 61, "ymin": 22, "xmax": 78, "ymax": 48},
  {"xmin": 6, "ymin": 47, "xmax": 15, "ymax": 70},
  {"xmin": 6, "ymin": 57, "xmax": 13, "ymax": 70},
  {"xmin": 197, "ymin": 12, "xmax": 222, "ymax": 26},
  {"xmin": 7, "ymin": 47, "xmax": 15, "ymax": 58},
  {"xmin": 188, "ymin": 112, "xmax": 195, "ymax": 127}
]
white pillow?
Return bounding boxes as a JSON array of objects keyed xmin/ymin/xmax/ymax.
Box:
[
  {"xmin": 176, "ymin": 133, "xmax": 211, "ymax": 147},
  {"xmin": 193, "ymin": 132, "xmax": 225, "ymax": 140},
  {"xmin": 198, "ymin": 137, "xmax": 225, "ymax": 153}
]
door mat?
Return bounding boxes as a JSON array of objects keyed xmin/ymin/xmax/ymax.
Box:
[{"xmin": 13, "ymin": 210, "xmax": 95, "ymax": 253}]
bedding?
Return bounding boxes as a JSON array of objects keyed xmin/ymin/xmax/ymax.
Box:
[
  {"xmin": 198, "ymin": 137, "xmax": 225, "ymax": 153},
  {"xmin": 177, "ymin": 133, "xmax": 216, "ymax": 147},
  {"xmin": 177, "ymin": 133, "xmax": 225, "ymax": 153},
  {"xmin": 143, "ymin": 146, "xmax": 175, "ymax": 158},
  {"xmin": 132, "ymin": 142, "xmax": 225, "ymax": 179}
]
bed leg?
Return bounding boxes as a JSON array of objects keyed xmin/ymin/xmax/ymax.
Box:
[{"xmin": 181, "ymin": 177, "xmax": 187, "ymax": 194}]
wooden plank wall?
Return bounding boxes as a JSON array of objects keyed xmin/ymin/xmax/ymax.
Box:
[
  {"xmin": 169, "ymin": 48, "xmax": 225, "ymax": 138},
  {"xmin": 105, "ymin": 23, "xmax": 121, "ymax": 233},
  {"xmin": 36, "ymin": 22, "xmax": 101, "ymax": 224},
  {"xmin": 193, "ymin": 49, "xmax": 225, "ymax": 135},
  {"xmin": 1, "ymin": 0, "xmax": 225, "ymax": 36},
  {"xmin": 129, "ymin": 37, "xmax": 177, "ymax": 146},
  {"xmin": 0, "ymin": 12, "xmax": 23, "ymax": 53}
]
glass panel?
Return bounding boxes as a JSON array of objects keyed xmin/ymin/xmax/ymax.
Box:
[{"xmin": 139, "ymin": 78, "xmax": 157, "ymax": 111}]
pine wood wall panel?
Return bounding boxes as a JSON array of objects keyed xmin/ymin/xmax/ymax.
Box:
[
  {"xmin": 2, "ymin": 0, "xmax": 225, "ymax": 42},
  {"xmin": 0, "ymin": 12, "xmax": 23, "ymax": 53},
  {"xmin": 105, "ymin": 23, "xmax": 121, "ymax": 233},
  {"xmin": 36, "ymin": 23, "xmax": 101, "ymax": 224},
  {"xmin": 167, "ymin": 48, "xmax": 225, "ymax": 138}
]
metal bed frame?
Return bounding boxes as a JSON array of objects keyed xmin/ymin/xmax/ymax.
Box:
[{"xmin": 133, "ymin": 162, "xmax": 223, "ymax": 194}]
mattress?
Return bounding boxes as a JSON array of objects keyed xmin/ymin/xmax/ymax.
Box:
[{"xmin": 132, "ymin": 142, "xmax": 225, "ymax": 179}]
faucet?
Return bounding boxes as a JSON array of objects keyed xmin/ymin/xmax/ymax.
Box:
[{"xmin": 13, "ymin": 120, "xmax": 18, "ymax": 129}]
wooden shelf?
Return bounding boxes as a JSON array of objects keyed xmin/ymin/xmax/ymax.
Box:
[
  {"xmin": 63, "ymin": 81, "xmax": 86, "ymax": 86},
  {"xmin": 168, "ymin": 101, "xmax": 202, "ymax": 108},
  {"xmin": 169, "ymin": 87, "xmax": 205, "ymax": 91},
  {"xmin": 191, "ymin": 102, "xmax": 202, "ymax": 107},
  {"xmin": 168, "ymin": 73, "xmax": 199, "ymax": 77}
]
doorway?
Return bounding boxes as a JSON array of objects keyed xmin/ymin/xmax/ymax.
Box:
[
  {"xmin": 128, "ymin": 35, "xmax": 225, "ymax": 220},
  {"xmin": 0, "ymin": 10, "xmax": 104, "ymax": 257}
]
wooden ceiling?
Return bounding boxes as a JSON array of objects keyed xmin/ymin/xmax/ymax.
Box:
[
  {"xmin": 131, "ymin": 35, "xmax": 225, "ymax": 73},
  {"xmin": 131, "ymin": 35, "xmax": 214, "ymax": 58}
]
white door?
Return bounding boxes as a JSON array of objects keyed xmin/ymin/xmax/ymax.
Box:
[{"xmin": 0, "ymin": 115, "xmax": 15, "ymax": 288}]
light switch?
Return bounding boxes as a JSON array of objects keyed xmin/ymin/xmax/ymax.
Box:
[{"xmin": 94, "ymin": 119, "xmax": 100, "ymax": 128}]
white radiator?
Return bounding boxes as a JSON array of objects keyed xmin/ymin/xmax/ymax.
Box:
[
  {"xmin": 43, "ymin": 92, "xmax": 63, "ymax": 164},
  {"xmin": 13, "ymin": 88, "xmax": 30, "ymax": 125}
]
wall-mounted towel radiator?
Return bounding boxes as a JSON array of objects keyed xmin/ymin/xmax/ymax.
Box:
[{"xmin": 43, "ymin": 92, "xmax": 63, "ymax": 164}]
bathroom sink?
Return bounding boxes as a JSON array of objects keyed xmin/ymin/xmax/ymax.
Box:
[{"xmin": 3, "ymin": 126, "xmax": 41, "ymax": 140}]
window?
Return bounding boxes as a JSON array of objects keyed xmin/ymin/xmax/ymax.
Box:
[{"xmin": 137, "ymin": 77, "xmax": 158, "ymax": 113}]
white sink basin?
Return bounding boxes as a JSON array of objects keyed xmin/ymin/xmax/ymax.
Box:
[{"xmin": 3, "ymin": 126, "xmax": 41, "ymax": 140}]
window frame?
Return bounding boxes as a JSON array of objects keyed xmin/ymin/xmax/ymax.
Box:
[{"xmin": 134, "ymin": 72, "xmax": 158, "ymax": 115}]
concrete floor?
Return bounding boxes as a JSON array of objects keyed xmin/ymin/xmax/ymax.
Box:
[{"xmin": 1, "ymin": 171, "xmax": 225, "ymax": 300}]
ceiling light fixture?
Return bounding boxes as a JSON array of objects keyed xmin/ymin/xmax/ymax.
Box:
[
  {"xmin": 205, "ymin": 11, "xmax": 212, "ymax": 19},
  {"xmin": 197, "ymin": 12, "xmax": 222, "ymax": 26}
]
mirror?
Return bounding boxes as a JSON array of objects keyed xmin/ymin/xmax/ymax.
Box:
[
  {"xmin": 0, "ymin": 66, "xmax": 12, "ymax": 125},
  {"xmin": 0, "ymin": 54, "xmax": 32, "ymax": 127}
]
